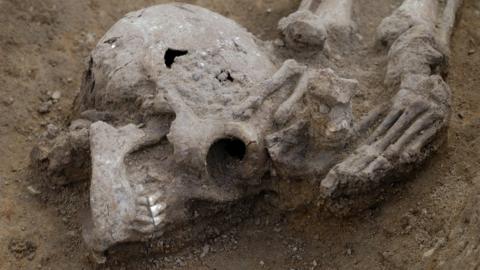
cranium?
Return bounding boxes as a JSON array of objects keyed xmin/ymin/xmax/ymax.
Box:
[{"xmin": 31, "ymin": 0, "xmax": 461, "ymax": 258}]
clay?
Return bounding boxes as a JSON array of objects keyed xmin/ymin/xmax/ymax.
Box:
[{"xmin": 30, "ymin": 0, "xmax": 462, "ymax": 257}]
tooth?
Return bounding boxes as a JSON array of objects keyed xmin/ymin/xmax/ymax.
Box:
[
  {"xmin": 150, "ymin": 203, "xmax": 167, "ymax": 216},
  {"xmin": 134, "ymin": 215, "xmax": 153, "ymax": 224},
  {"xmin": 153, "ymin": 214, "xmax": 166, "ymax": 226},
  {"xmin": 148, "ymin": 191, "xmax": 163, "ymax": 206}
]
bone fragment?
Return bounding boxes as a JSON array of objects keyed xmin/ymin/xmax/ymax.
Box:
[
  {"xmin": 233, "ymin": 59, "xmax": 305, "ymax": 119},
  {"xmin": 439, "ymin": 0, "xmax": 464, "ymax": 52},
  {"xmin": 377, "ymin": 0, "xmax": 438, "ymax": 46},
  {"xmin": 279, "ymin": 0, "xmax": 355, "ymax": 49},
  {"xmin": 84, "ymin": 122, "xmax": 146, "ymax": 252}
]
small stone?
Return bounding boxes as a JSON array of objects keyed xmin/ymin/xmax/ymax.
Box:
[
  {"xmin": 216, "ymin": 71, "xmax": 229, "ymax": 82},
  {"xmin": 200, "ymin": 244, "xmax": 210, "ymax": 258},
  {"xmin": 468, "ymin": 49, "xmax": 476, "ymax": 55},
  {"xmin": 27, "ymin": 186, "xmax": 41, "ymax": 195},
  {"xmin": 46, "ymin": 124, "xmax": 59, "ymax": 139},
  {"xmin": 422, "ymin": 247, "xmax": 436, "ymax": 258},
  {"xmin": 51, "ymin": 91, "xmax": 61, "ymax": 100},
  {"xmin": 69, "ymin": 119, "xmax": 92, "ymax": 131},
  {"xmin": 2, "ymin": 97, "xmax": 14, "ymax": 106},
  {"xmin": 259, "ymin": 260, "xmax": 265, "ymax": 266},
  {"xmin": 192, "ymin": 73, "xmax": 201, "ymax": 81},
  {"xmin": 37, "ymin": 101, "xmax": 52, "ymax": 114},
  {"xmin": 266, "ymin": 8, "xmax": 272, "ymax": 13},
  {"xmin": 273, "ymin": 39, "xmax": 285, "ymax": 47}
]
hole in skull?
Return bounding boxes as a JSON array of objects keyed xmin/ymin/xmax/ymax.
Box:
[
  {"xmin": 207, "ymin": 137, "xmax": 247, "ymax": 181},
  {"xmin": 164, "ymin": 48, "xmax": 188, "ymax": 68}
]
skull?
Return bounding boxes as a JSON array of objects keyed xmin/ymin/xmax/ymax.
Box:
[
  {"xmin": 31, "ymin": 0, "xmax": 453, "ymax": 256},
  {"xmin": 74, "ymin": 3, "xmax": 288, "ymax": 252}
]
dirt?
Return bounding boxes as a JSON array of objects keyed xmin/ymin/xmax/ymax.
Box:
[{"xmin": 0, "ymin": 0, "xmax": 479, "ymax": 269}]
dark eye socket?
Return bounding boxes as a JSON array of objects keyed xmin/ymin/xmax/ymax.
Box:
[{"xmin": 164, "ymin": 48, "xmax": 189, "ymax": 68}]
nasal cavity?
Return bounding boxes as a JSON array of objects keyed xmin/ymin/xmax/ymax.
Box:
[
  {"xmin": 207, "ymin": 137, "xmax": 247, "ymax": 181},
  {"xmin": 164, "ymin": 48, "xmax": 188, "ymax": 68}
]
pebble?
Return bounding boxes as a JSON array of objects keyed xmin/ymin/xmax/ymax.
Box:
[
  {"xmin": 422, "ymin": 247, "xmax": 436, "ymax": 258},
  {"xmin": 273, "ymin": 39, "xmax": 285, "ymax": 47},
  {"xmin": 27, "ymin": 185, "xmax": 41, "ymax": 195},
  {"xmin": 37, "ymin": 101, "xmax": 52, "ymax": 114},
  {"xmin": 266, "ymin": 8, "xmax": 272, "ymax": 14},
  {"xmin": 468, "ymin": 49, "xmax": 476, "ymax": 55},
  {"xmin": 51, "ymin": 91, "xmax": 61, "ymax": 100},
  {"xmin": 45, "ymin": 124, "xmax": 59, "ymax": 139},
  {"xmin": 200, "ymin": 244, "xmax": 210, "ymax": 258},
  {"xmin": 2, "ymin": 97, "xmax": 14, "ymax": 106}
]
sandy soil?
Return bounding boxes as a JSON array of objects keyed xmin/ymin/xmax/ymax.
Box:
[{"xmin": 0, "ymin": 0, "xmax": 479, "ymax": 269}]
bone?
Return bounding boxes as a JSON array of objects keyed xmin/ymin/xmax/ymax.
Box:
[
  {"xmin": 131, "ymin": 224, "xmax": 156, "ymax": 235},
  {"xmin": 314, "ymin": 0, "xmax": 354, "ymax": 30},
  {"xmin": 153, "ymin": 214, "xmax": 166, "ymax": 227},
  {"xmin": 320, "ymin": 73, "xmax": 451, "ymax": 203},
  {"xmin": 297, "ymin": 0, "xmax": 321, "ymax": 12},
  {"xmin": 148, "ymin": 191, "xmax": 164, "ymax": 206},
  {"xmin": 234, "ymin": 59, "xmax": 306, "ymax": 119},
  {"xmin": 384, "ymin": 112, "xmax": 441, "ymax": 159},
  {"xmin": 384, "ymin": 25, "xmax": 445, "ymax": 87},
  {"xmin": 355, "ymin": 104, "xmax": 388, "ymax": 135},
  {"xmin": 274, "ymin": 72, "xmax": 310, "ymax": 125},
  {"xmin": 373, "ymin": 101, "xmax": 429, "ymax": 151},
  {"xmin": 85, "ymin": 122, "xmax": 146, "ymax": 252},
  {"xmin": 402, "ymin": 121, "xmax": 445, "ymax": 162},
  {"xmin": 150, "ymin": 203, "xmax": 167, "ymax": 216},
  {"xmin": 439, "ymin": 0, "xmax": 464, "ymax": 52},
  {"xmin": 377, "ymin": 0, "xmax": 439, "ymax": 46},
  {"xmin": 366, "ymin": 108, "xmax": 403, "ymax": 145},
  {"xmin": 279, "ymin": 0, "xmax": 355, "ymax": 49}
]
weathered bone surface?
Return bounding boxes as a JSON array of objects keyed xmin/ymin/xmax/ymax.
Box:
[
  {"xmin": 30, "ymin": 0, "xmax": 462, "ymax": 257},
  {"xmin": 278, "ymin": 0, "xmax": 356, "ymax": 50}
]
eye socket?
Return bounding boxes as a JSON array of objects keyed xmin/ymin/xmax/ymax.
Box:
[
  {"xmin": 164, "ymin": 48, "xmax": 188, "ymax": 68},
  {"xmin": 206, "ymin": 137, "xmax": 247, "ymax": 182}
]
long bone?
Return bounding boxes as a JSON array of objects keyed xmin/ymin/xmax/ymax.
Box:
[
  {"xmin": 439, "ymin": 0, "xmax": 464, "ymax": 52},
  {"xmin": 278, "ymin": 0, "xmax": 355, "ymax": 50},
  {"xmin": 383, "ymin": 0, "xmax": 463, "ymax": 86},
  {"xmin": 232, "ymin": 59, "xmax": 306, "ymax": 120},
  {"xmin": 377, "ymin": 0, "xmax": 438, "ymax": 47}
]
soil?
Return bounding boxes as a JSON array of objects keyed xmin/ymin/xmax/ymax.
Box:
[{"xmin": 0, "ymin": 0, "xmax": 479, "ymax": 269}]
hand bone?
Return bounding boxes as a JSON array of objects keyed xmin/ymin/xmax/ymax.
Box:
[
  {"xmin": 320, "ymin": 74, "xmax": 451, "ymax": 200},
  {"xmin": 233, "ymin": 59, "xmax": 306, "ymax": 120}
]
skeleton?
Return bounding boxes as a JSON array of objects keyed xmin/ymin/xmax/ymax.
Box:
[{"xmin": 30, "ymin": 0, "xmax": 462, "ymax": 258}]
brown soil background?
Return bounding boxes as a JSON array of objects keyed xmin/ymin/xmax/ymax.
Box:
[{"xmin": 0, "ymin": 0, "xmax": 479, "ymax": 269}]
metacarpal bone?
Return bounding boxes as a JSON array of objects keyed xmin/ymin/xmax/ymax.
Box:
[{"xmin": 320, "ymin": 75, "xmax": 450, "ymax": 204}]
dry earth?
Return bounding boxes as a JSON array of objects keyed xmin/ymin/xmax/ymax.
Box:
[{"xmin": 0, "ymin": 0, "xmax": 479, "ymax": 269}]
